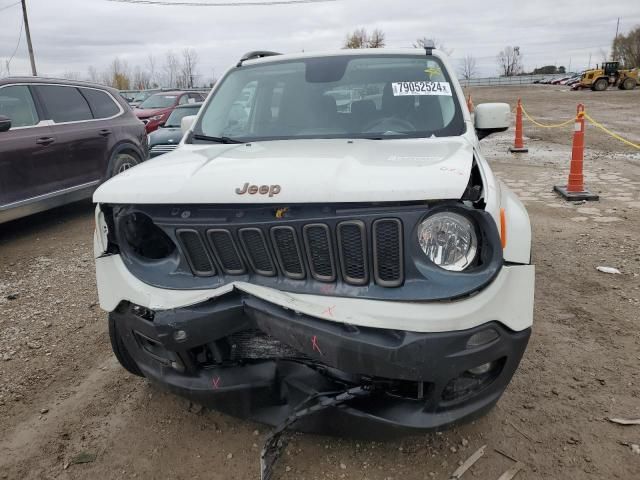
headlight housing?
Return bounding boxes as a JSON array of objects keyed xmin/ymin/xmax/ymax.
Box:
[
  {"xmin": 149, "ymin": 114, "xmax": 166, "ymax": 122},
  {"xmin": 417, "ymin": 212, "xmax": 478, "ymax": 271}
]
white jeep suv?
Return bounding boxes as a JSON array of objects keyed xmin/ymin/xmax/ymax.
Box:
[{"xmin": 93, "ymin": 48, "xmax": 534, "ymax": 435}]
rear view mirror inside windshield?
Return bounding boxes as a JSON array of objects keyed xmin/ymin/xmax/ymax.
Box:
[{"xmin": 305, "ymin": 57, "xmax": 349, "ymax": 83}]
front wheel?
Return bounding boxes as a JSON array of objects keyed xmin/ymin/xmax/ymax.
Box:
[
  {"xmin": 621, "ymin": 77, "xmax": 637, "ymax": 90},
  {"xmin": 592, "ymin": 78, "xmax": 609, "ymax": 91},
  {"xmin": 108, "ymin": 152, "xmax": 139, "ymax": 178}
]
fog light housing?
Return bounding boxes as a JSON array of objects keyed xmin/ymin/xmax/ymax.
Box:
[
  {"xmin": 468, "ymin": 361, "xmax": 495, "ymax": 375},
  {"xmin": 441, "ymin": 359, "xmax": 505, "ymax": 402},
  {"xmin": 467, "ymin": 329, "xmax": 499, "ymax": 348}
]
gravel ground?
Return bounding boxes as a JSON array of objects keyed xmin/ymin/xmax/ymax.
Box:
[{"xmin": 1, "ymin": 85, "xmax": 639, "ymax": 480}]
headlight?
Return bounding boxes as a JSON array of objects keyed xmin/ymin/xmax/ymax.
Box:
[
  {"xmin": 417, "ymin": 212, "xmax": 478, "ymax": 271},
  {"xmin": 149, "ymin": 114, "xmax": 165, "ymax": 121}
]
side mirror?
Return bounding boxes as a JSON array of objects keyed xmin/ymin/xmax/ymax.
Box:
[
  {"xmin": 474, "ymin": 103, "xmax": 510, "ymax": 140},
  {"xmin": 0, "ymin": 116, "xmax": 11, "ymax": 132},
  {"xmin": 181, "ymin": 115, "xmax": 197, "ymax": 135}
]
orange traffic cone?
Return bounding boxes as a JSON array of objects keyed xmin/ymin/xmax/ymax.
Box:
[
  {"xmin": 509, "ymin": 99, "xmax": 528, "ymax": 153},
  {"xmin": 554, "ymin": 104, "xmax": 599, "ymax": 201}
]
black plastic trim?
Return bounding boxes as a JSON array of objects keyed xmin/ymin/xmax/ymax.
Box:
[
  {"xmin": 337, "ymin": 220, "xmax": 369, "ymax": 286},
  {"xmin": 238, "ymin": 227, "xmax": 276, "ymax": 277},
  {"xmin": 372, "ymin": 218, "xmax": 404, "ymax": 287},
  {"xmin": 303, "ymin": 223, "xmax": 337, "ymax": 282},
  {"xmin": 207, "ymin": 229, "xmax": 246, "ymax": 275},
  {"xmin": 176, "ymin": 229, "xmax": 216, "ymax": 277},
  {"xmin": 270, "ymin": 226, "xmax": 306, "ymax": 280}
]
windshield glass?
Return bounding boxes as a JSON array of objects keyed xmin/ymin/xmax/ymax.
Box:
[
  {"xmin": 139, "ymin": 94, "xmax": 177, "ymax": 109},
  {"xmin": 193, "ymin": 55, "xmax": 463, "ymax": 142},
  {"xmin": 133, "ymin": 91, "xmax": 154, "ymax": 102},
  {"xmin": 165, "ymin": 105, "xmax": 200, "ymax": 127}
]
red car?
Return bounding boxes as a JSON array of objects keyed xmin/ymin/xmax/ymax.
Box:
[{"xmin": 134, "ymin": 91, "xmax": 206, "ymax": 133}]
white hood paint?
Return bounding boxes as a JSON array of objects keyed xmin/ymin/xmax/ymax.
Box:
[{"xmin": 94, "ymin": 138, "xmax": 474, "ymax": 204}]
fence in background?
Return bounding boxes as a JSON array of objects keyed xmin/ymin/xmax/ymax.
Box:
[{"xmin": 459, "ymin": 74, "xmax": 549, "ymax": 87}]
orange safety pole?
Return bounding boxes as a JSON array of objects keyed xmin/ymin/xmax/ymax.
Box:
[
  {"xmin": 553, "ymin": 104, "xmax": 599, "ymax": 201},
  {"xmin": 467, "ymin": 94, "xmax": 474, "ymax": 113},
  {"xmin": 568, "ymin": 104, "xmax": 586, "ymax": 192},
  {"xmin": 509, "ymin": 98, "xmax": 528, "ymax": 153}
]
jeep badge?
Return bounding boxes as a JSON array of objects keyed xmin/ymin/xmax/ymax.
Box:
[{"xmin": 236, "ymin": 183, "xmax": 281, "ymax": 197}]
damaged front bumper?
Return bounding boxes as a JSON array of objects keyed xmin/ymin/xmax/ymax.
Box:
[{"xmin": 109, "ymin": 285, "xmax": 531, "ymax": 436}]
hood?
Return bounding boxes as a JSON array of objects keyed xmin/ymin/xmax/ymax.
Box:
[
  {"xmin": 134, "ymin": 107, "xmax": 169, "ymax": 118},
  {"xmin": 94, "ymin": 138, "xmax": 474, "ymax": 204},
  {"xmin": 148, "ymin": 127, "xmax": 183, "ymax": 147}
]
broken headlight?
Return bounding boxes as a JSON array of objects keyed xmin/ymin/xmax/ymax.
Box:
[
  {"xmin": 417, "ymin": 212, "xmax": 478, "ymax": 271},
  {"xmin": 121, "ymin": 212, "xmax": 176, "ymax": 260}
]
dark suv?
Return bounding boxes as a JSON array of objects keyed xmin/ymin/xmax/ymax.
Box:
[{"xmin": 0, "ymin": 77, "xmax": 147, "ymax": 224}]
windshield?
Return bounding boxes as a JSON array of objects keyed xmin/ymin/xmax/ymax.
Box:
[
  {"xmin": 133, "ymin": 91, "xmax": 154, "ymax": 102},
  {"xmin": 193, "ymin": 55, "xmax": 464, "ymax": 142},
  {"xmin": 165, "ymin": 105, "xmax": 201, "ymax": 127},
  {"xmin": 139, "ymin": 94, "xmax": 177, "ymax": 109}
]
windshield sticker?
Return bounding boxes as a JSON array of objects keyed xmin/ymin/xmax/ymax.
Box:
[
  {"xmin": 392, "ymin": 81, "xmax": 452, "ymax": 96},
  {"xmin": 424, "ymin": 67, "xmax": 442, "ymax": 79}
]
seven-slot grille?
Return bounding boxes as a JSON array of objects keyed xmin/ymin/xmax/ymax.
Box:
[{"xmin": 178, "ymin": 219, "xmax": 404, "ymax": 287}]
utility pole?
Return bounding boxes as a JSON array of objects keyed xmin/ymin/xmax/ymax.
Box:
[
  {"xmin": 613, "ymin": 17, "xmax": 620, "ymax": 61},
  {"xmin": 21, "ymin": 0, "xmax": 37, "ymax": 76}
]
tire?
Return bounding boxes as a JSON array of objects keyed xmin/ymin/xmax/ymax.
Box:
[
  {"xmin": 622, "ymin": 77, "xmax": 637, "ymax": 90},
  {"xmin": 592, "ymin": 78, "xmax": 608, "ymax": 91},
  {"xmin": 108, "ymin": 152, "xmax": 139, "ymax": 178},
  {"xmin": 108, "ymin": 314, "xmax": 144, "ymax": 377}
]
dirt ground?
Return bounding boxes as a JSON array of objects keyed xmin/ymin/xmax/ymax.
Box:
[{"xmin": 1, "ymin": 85, "xmax": 639, "ymax": 480}]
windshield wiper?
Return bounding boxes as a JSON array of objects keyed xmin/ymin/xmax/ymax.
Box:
[{"xmin": 192, "ymin": 134, "xmax": 244, "ymax": 144}]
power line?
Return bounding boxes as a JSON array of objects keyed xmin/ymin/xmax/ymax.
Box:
[
  {"xmin": 106, "ymin": 0, "xmax": 336, "ymax": 6},
  {"xmin": 5, "ymin": 10, "xmax": 23, "ymax": 74},
  {"xmin": 0, "ymin": 1, "xmax": 20, "ymax": 13}
]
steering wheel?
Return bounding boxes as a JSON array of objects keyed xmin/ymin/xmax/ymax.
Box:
[{"xmin": 363, "ymin": 117, "xmax": 416, "ymax": 133}]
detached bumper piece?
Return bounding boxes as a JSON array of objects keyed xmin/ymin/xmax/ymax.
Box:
[{"xmin": 111, "ymin": 292, "xmax": 530, "ymax": 436}]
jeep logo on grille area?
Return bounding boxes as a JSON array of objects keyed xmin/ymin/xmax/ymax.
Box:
[{"xmin": 235, "ymin": 183, "xmax": 281, "ymax": 197}]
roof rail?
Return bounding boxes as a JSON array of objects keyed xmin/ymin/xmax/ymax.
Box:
[{"xmin": 237, "ymin": 51, "xmax": 282, "ymax": 67}]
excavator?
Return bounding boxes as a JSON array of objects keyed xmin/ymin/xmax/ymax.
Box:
[{"xmin": 574, "ymin": 62, "xmax": 638, "ymax": 91}]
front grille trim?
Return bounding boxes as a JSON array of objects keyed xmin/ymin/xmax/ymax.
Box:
[
  {"xmin": 270, "ymin": 226, "xmax": 306, "ymax": 280},
  {"xmin": 372, "ymin": 218, "xmax": 404, "ymax": 287},
  {"xmin": 302, "ymin": 223, "xmax": 336, "ymax": 282},
  {"xmin": 176, "ymin": 229, "xmax": 216, "ymax": 277},
  {"xmin": 207, "ymin": 229, "xmax": 246, "ymax": 275},
  {"xmin": 238, "ymin": 227, "xmax": 277, "ymax": 277},
  {"xmin": 336, "ymin": 220, "xmax": 369, "ymax": 286}
]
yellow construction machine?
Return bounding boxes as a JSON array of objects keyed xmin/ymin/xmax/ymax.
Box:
[{"xmin": 576, "ymin": 62, "xmax": 639, "ymax": 91}]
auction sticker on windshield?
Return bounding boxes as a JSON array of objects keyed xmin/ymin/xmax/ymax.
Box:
[{"xmin": 392, "ymin": 81, "xmax": 452, "ymax": 96}]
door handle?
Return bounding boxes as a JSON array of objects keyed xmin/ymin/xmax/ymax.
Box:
[
  {"xmin": 35, "ymin": 137, "xmax": 55, "ymax": 146},
  {"xmin": 99, "ymin": 129, "xmax": 112, "ymax": 137}
]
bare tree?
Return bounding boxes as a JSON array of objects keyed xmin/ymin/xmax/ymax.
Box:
[
  {"xmin": 133, "ymin": 66, "xmax": 150, "ymax": 89},
  {"xmin": 368, "ymin": 29, "xmax": 386, "ymax": 48},
  {"xmin": 87, "ymin": 65, "xmax": 101, "ymax": 83},
  {"xmin": 107, "ymin": 58, "xmax": 131, "ymax": 89},
  {"xmin": 181, "ymin": 48, "xmax": 199, "ymax": 88},
  {"xmin": 497, "ymin": 46, "xmax": 523, "ymax": 77},
  {"xmin": 612, "ymin": 25, "xmax": 640, "ymax": 67},
  {"xmin": 344, "ymin": 28, "xmax": 369, "ymax": 49},
  {"xmin": 147, "ymin": 53, "xmax": 157, "ymax": 87},
  {"xmin": 458, "ymin": 55, "xmax": 478, "ymax": 80},
  {"xmin": 163, "ymin": 51, "xmax": 180, "ymax": 88},
  {"xmin": 61, "ymin": 71, "xmax": 82, "ymax": 81},
  {"xmin": 344, "ymin": 28, "xmax": 386, "ymax": 49},
  {"xmin": 413, "ymin": 37, "xmax": 454, "ymax": 56}
]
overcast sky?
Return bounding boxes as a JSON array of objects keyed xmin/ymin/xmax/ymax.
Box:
[{"xmin": 1, "ymin": 0, "xmax": 638, "ymax": 82}]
